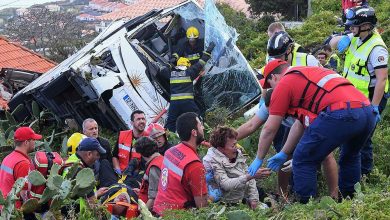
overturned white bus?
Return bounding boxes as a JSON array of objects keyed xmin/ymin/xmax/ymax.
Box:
[{"xmin": 9, "ymin": 0, "xmax": 261, "ymax": 131}]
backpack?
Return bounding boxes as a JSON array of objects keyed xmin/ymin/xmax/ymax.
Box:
[{"xmin": 30, "ymin": 151, "xmax": 63, "ymax": 200}]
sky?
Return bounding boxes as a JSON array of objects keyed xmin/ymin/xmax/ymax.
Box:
[{"xmin": 0, "ymin": 0, "xmax": 60, "ymax": 10}]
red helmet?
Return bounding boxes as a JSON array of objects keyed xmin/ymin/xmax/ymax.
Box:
[
  {"xmin": 146, "ymin": 123, "xmax": 166, "ymax": 139},
  {"xmin": 259, "ymin": 59, "xmax": 289, "ymax": 89}
]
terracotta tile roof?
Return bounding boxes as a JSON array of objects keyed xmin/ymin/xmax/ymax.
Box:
[
  {"xmin": 97, "ymin": 0, "xmax": 250, "ymax": 21},
  {"xmin": 0, "ymin": 36, "xmax": 56, "ymax": 74},
  {"xmin": 97, "ymin": 0, "xmax": 186, "ymax": 21},
  {"xmin": 77, "ymin": 13, "xmax": 95, "ymax": 18}
]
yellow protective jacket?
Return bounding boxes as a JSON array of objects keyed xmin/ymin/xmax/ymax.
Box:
[{"xmin": 343, "ymin": 33, "xmax": 388, "ymax": 97}]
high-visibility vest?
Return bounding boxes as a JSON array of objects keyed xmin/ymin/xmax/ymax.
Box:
[
  {"xmin": 293, "ymin": 42, "xmax": 303, "ymax": 54},
  {"xmin": 284, "ymin": 66, "xmax": 354, "ymax": 127},
  {"xmin": 138, "ymin": 155, "xmax": 163, "ymax": 203},
  {"xmin": 117, "ymin": 130, "xmax": 146, "ymax": 172},
  {"xmin": 291, "ymin": 52, "xmax": 309, "ymax": 67},
  {"xmin": 0, "ymin": 150, "xmax": 32, "ymax": 208},
  {"xmin": 343, "ymin": 33, "xmax": 388, "ymax": 97},
  {"xmin": 170, "ymin": 70, "xmax": 194, "ymax": 101},
  {"xmin": 153, "ymin": 143, "xmax": 201, "ymax": 216},
  {"xmin": 61, "ymin": 154, "xmax": 84, "ymax": 177}
]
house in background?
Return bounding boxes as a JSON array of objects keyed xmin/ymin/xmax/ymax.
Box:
[
  {"xmin": 0, "ymin": 36, "xmax": 56, "ymax": 110},
  {"xmin": 89, "ymin": 0, "xmax": 128, "ymax": 13},
  {"xmin": 45, "ymin": 4, "xmax": 61, "ymax": 12},
  {"xmin": 94, "ymin": 0, "xmax": 250, "ymax": 31}
]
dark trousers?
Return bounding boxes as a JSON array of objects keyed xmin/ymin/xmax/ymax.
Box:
[
  {"xmin": 165, "ymin": 99, "xmax": 200, "ymax": 132},
  {"xmin": 360, "ymin": 93, "xmax": 389, "ymax": 175},
  {"xmin": 293, "ymin": 105, "xmax": 375, "ymax": 203}
]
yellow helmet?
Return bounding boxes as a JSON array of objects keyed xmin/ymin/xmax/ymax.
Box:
[
  {"xmin": 177, "ymin": 57, "xmax": 191, "ymax": 67},
  {"xmin": 67, "ymin": 132, "xmax": 87, "ymax": 155},
  {"xmin": 186, "ymin": 26, "xmax": 199, "ymax": 39}
]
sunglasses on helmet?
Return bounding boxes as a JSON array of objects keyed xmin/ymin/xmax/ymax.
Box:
[{"xmin": 345, "ymin": 9, "xmax": 356, "ymax": 20}]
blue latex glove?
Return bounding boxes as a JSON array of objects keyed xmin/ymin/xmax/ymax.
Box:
[
  {"xmin": 267, "ymin": 152, "xmax": 288, "ymax": 171},
  {"xmin": 337, "ymin": 35, "xmax": 351, "ymax": 53},
  {"xmin": 373, "ymin": 105, "xmax": 381, "ymax": 123},
  {"xmin": 208, "ymin": 185, "xmax": 222, "ymax": 202},
  {"xmin": 259, "ymin": 97, "xmax": 265, "ymax": 107},
  {"xmin": 205, "ymin": 170, "xmax": 214, "ymax": 183},
  {"xmin": 248, "ymin": 157, "xmax": 263, "ymax": 176},
  {"xmin": 114, "ymin": 168, "xmax": 122, "ymax": 175}
]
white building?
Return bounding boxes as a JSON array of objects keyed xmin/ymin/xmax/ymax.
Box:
[
  {"xmin": 45, "ymin": 4, "xmax": 61, "ymax": 12},
  {"xmin": 16, "ymin": 8, "xmax": 28, "ymax": 16}
]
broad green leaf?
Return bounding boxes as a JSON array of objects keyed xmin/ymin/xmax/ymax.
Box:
[
  {"xmin": 47, "ymin": 129, "xmax": 55, "ymax": 146},
  {"xmin": 61, "ymin": 135, "xmax": 68, "ymax": 157},
  {"xmin": 39, "ymin": 188, "xmax": 57, "ymax": 204},
  {"xmin": 0, "ymin": 191, "xmax": 5, "ymax": 205},
  {"xmin": 5, "ymin": 111, "xmax": 16, "ymax": 126},
  {"xmin": 49, "ymin": 195, "xmax": 62, "ymax": 211},
  {"xmin": 50, "ymin": 163, "xmax": 61, "ymax": 176},
  {"xmin": 5, "ymin": 125, "xmax": 16, "ymax": 140},
  {"xmin": 75, "ymin": 168, "xmax": 94, "ymax": 188},
  {"xmin": 11, "ymin": 104, "xmax": 24, "ymax": 116},
  {"xmin": 21, "ymin": 198, "xmax": 39, "ymax": 214},
  {"xmin": 47, "ymin": 175, "xmax": 64, "ymax": 190},
  {"xmin": 32, "ymin": 101, "xmax": 40, "ymax": 119},
  {"xmin": 28, "ymin": 171, "xmax": 46, "ymax": 186}
]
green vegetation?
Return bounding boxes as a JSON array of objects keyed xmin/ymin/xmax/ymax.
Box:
[
  {"xmin": 162, "ymin": 1, "xmax": 390, "ymax": 219},
  {"xmin": 1, "ymin": 0, "xmax": 390, "ymax": 219}
]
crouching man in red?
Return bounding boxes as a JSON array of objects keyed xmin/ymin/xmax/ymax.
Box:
[{"xmin": 153, "ymin": 112, "xmax": 208, "ymax": 216}]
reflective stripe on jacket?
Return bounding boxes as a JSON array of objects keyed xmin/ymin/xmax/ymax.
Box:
[
  {"xmin": 0, "ymin": 150, "xmax": 31, "ymax": 208},
  {"xmin": 343, "ymin": 33, "xmax": 388, "ymax": 97},
  {"xmin": 170, "ymin": 61, "xmax": 204, "ymax": 101},
  {"xmin": 170, "ymin": 70, "xmax": 194, "ymax": 101},
  {"xmin": 117, "ymin": 130, "xmax": 144, "ymax": 171},
  {"xmin": 285, "ymin": 66, "xmax": 353, "ymax": 127},
  {"xmin": 153, "ymin": 143, "xmax": 201, "ymax": 216},
  {"xmin": 291, "ymin": 52, "xmax": 308, "ymax": 67}
]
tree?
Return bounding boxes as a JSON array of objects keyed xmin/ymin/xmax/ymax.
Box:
[
  {"xmin": 4, "ymin": 8, "xmax": 96, "ymax": 62},
  {"xmin": 245, "ymin": 0, "xmax": 308, "ymax": 21}
]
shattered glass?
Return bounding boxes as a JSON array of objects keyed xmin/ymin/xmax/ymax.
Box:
[
  {"xmin": 202, "ymin": 0, "xmax": 260, "ymax": 112},
  {"xmin": 10, "ymin": 0, "xmax": 261, "ymax": 131},
  {"xmin": 170, "ymin": 0, "xmax": 260, "ymax": 114},
  {"xmin": 173, "ymin": 3, "xmax": 204, "ymax": 21}
]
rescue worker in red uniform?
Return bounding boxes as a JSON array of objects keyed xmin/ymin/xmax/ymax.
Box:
[
  {"xmin": 0, "ymin": 127, "xmax": 41, "ymax": 209},
  {"xmin": 134, "ymin": 137, "xmax": 163, "ymax": 211},
  {"xmin": 112, "ymin": 110, "xmax": 149, "ymax": 188},
  {"xmin": 248, "ymin": 59, "xmax": 376, "ymax": 203},
  {"xmin": 153, "ymin": 112, "xmax": 208, "ymax": 216}
]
